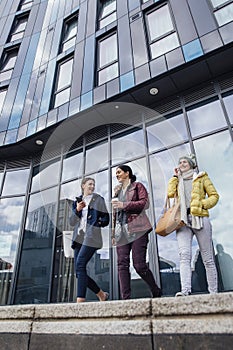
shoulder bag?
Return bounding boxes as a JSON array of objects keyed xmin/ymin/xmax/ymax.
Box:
[{"xmin": 155, "ymin": 196, "xmax": 185, "ymax": 237}]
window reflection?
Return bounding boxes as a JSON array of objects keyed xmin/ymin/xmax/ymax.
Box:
[
  {"xmin": 62, "ymin": 150, "xmax": 83, "ymax": 182},
  {"xmin": 0, "ymin": 197, "xmax": 25, "ymax": 305},
  {"xmin": 8, "ymin": 14, "xmax": 29, "ymax": 43},
  {"xmin": 15, "ymin": 187, "xmax": 58, "ymax": 304},
  {"xmin": 210, "ymin": 0, "xmax": 233, "ymax": 26},
  {"xmin": 85, "ymin": 142, "xmax": 108, "ymax": 174},
  {"xmin": 99, "ymin": 0, "xmax": 117, "ymax": 29},
  {"xmin": 223, "ymin": 92, "xmax": 233, "ymax": 124},
  {"xmin": 0, "ymin": 47, "xmax": 19, "ymax": 82},
  {"xmin": 194, "ymin": 131, "xmax": 233, "ymax": 292},
  {"xmin": 146, "ymin": 4, "xmax": 179, "ymax": 59},
  {"xmin": 149, "ymin": 145, "xmax": 191, "ymax": 296},
  {"xmin": 187, "ymin": 99, "xmax": 227, "ymax": 137},
  {"xmin": 2, "ymin": 169, "xmax": 30, "ymax": 196},
  {"xmin": 31, "ymin": 159, "xmax": 60, "ymax": 192},
  {"xmin": 0, "ymin": 88, "xmax": 7, "ymax": 113},
  {"xmin": 111, "ymin": 129, "xmax": 145, "ymax": 165},
  {"xmin": 112, "ymin": 158, "xmax": 155, "ymax": 297},
  {"xmin": 60, "ymin": 13, "xmax": 78, "ymax": 53},
  {"xmin": 0, "ymin": 172, "xmax": 3, "ymax": 189},
  {"xmin": 53, "ymin": 56, "xmax": 74, "ymax": 108},
  {"xmin": 52, "ymin": 170, "xmax": 110, "ymax": 303},
  {"xmin": 97, "ymin": 32, "xmax": 118, "ymax": 85},
  {"xmin": 147, "ymin": 112, "xmax": 188, "ymax": 152}
]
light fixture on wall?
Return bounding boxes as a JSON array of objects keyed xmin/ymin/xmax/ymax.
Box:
[
  {"xmin": 149, "ymin": 87, "xmax": 159, "ymax": 95},
  {"xmin": 35, "ymin": 139, "xmax": 43, "ymax": 145}
]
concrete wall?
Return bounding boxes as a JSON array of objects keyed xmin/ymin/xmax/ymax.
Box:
[{"xmin": 0, "ymin": 292, "xmax": 233, "ymax": 350}]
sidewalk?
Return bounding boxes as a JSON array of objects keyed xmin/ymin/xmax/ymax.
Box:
[{"xmin": 0, "ymin": 292, "xmax": 232, "ymax": 350}]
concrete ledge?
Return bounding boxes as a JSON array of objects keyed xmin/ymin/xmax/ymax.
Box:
[{"xmin": 0, "ymin": 292, "xmax": 233, "ymax": 350}]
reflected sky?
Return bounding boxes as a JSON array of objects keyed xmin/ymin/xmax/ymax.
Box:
[
  {"xmin": 2, "ymin": 169, "xmax": 30, "ymax": 196},
  {"xmin": 0, "ymin": 196, "xmax": 25, "ymax": 266},
  {"xmin": 194, "ymin": 130, "xmax": 233, "ymax": 258},
  {"xmin": 187, "ymin": 99, "xmax": 227, "ymax": 137}
]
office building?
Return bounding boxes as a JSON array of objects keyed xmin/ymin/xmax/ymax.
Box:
[{"xmin": 0, "ymin": 0, "xmax": 233, "ymax": 305}]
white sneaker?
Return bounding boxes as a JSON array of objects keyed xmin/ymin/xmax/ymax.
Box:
[{"xmin": 175, "ymin": 291, "xmax": 191, "ymax": 297}]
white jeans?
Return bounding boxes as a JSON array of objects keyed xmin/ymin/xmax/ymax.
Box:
[{"xmin": 176, "ymin": 216, "xmax": 218, "ymax": 294}]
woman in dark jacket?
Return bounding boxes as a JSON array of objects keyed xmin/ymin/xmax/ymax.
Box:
[
  {"xmin": 112, "ymin": 165, "xmax": 161, "ymax": 299},
  {"xmin": 70, "ymin": 177, "xmax": 110, "ymax": 302}
]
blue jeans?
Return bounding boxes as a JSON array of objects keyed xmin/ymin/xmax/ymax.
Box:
[{"xmin": 74, "ymin": 243, "xmax": 100, "ymax": 298}]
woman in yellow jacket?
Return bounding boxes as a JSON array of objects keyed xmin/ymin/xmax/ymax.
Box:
[{"xmin": 167, "ymin": 154, "xmax": 219, "ymax": 296}]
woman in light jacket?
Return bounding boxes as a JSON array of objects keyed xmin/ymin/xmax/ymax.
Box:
[
  {"xmin": 112, "ymin": 164, "xmax": 161, "ymax": 299},
  {"xmin": 167, "ymin": 154, "xmax": 219, "ymax": 296},
  {"xmin": 70, "ymin": 177, "xmax": 110, "ymax": 302}
]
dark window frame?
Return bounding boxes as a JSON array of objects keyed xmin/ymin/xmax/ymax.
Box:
[
  {"xmin": 0, "ymin": 46, "xmax": 20, "ymax": 82},
  {"xmin": 59, "ymin": 12, "xmax": 79, "ymax": 54},
  {"xmin": 7, "ymin": 12, "xmax": 29, "ymax": 43},
  {"xmin": 50, "ymin": 55, "xmax": 74, "ymax": 109},
  {"xmin": 98, "ymin": 0, "xmax": 117, "ymax": 29},
  {"xmin": 96, "ymin": 31, "xmax": 118, "ymax": 86}
]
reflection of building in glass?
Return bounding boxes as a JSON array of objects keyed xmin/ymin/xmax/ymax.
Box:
[{"xmin": 215, "ymin": 244, "xmax": 233, "ymax": 291}]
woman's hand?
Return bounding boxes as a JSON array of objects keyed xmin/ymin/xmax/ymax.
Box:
[
  {"xmin": 174, "ymin": 167, "xmax": 181, "ymax": 176},
  {"xmin": 111, "ymin": 199, "xmax": 124, "ymax": 210},
  {"xmin": 76, "ymin": 200, "xmax": 86, "ymax": 212}
]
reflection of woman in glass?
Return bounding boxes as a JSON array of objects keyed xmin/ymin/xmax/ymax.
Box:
[
  {"xmin": 70, "ymin": 177, "xmax": 110, "ymax": 303},
  {"xmin": 167, "ymin": 154, "xmax": 219, "ymax": 296},
  {"xmin": 112, "ymin": 165, "xmax": 161, "ymax": 299}
]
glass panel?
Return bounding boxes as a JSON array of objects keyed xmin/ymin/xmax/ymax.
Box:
[
  {"xmin": 187, "ymin": 99, "xmax": 227, "ymax": 138},
  {"xmin": 62, "ymin": 37, "xmax": 76, "ymax": 52},
  {"xmin": 15, "ymin": 187, "xmax": 58, "ymax": 304},
  {"xmin": 111, "ymin": 158, "xmax": 154, "ymax": 298},
  {"xmin": 182, "ymin": 39, "xmax": 203, "ymax": 62},
  {"xmin": 2, "ymin": 169, "xmax": 30, "ymax": 196},
  {"xmin": 2, "ymin": 54, "xmax": 17, "ymax": 71},
  {"xmin": 52, "ymin": 169, "xmax": 110, "ymax": 303},
  {"xmin": 150, "ymin": 33, "xmax": 179, "ymax": 59},
  {"xmin": 98, "ymin": 62, "xmax": 118, "ymax": 85},
  {"xmin": 85, "ymin": 142, "xmax": 108, "ymax": 173},
  {"xmin": 54, "ymin": 88, "xmax": 70, "ymax": 108},
  {"xmin": 194, "ymin": 131, "xmax": 233, "ymax": 291},
  {"xmin": 52, "ymin": 179, "xmax": 80, "ymax": 303},
  {"xmin": 31, "ymin": 159, "xmax": 60, "ymax": 192},
  {"xmin": 61, "ymin": 16, "xmax": 78, "ymax": 52},
  {"xmin": 0, "ymin": 196, "xmax": 25, "ymax": 305},
  {"xmin": 147, "ymin": 5, "xmax": 174, "ymax": 41},
  {"xmin": 99, "ymin": 34, "xmax": 117, "ymax": 67},
  {"xmin": 0, "ymin": 89, "xmax": 7, "ymax": 112},
  {"xmin": 10, "ymin": 17, "xmax": 28, "ymax": 42},
  {"xmin": 223, "ymin": 93, "xmax": 233, "ymax": 124},
  {"xmin": 62, "ymin": 150, "xmax": 83, "ymax": 182},
  {"xmin": 57, "ymin": 59, "xmax": 73, "ymax": 91},
  {"xmin": 19, "ymin": 0, "xmax": 33, "ymax": 10},
  {"xmin": 111, "ymin": 129, "xmax": 145, "ymax": 165},
  {"xmin": 100, "ymin": 0, "xmax": 116, "ymax": 19},
  {"xmin": 0, "ymin": 172, "xmax": 3, "ymax": 188},
  {"xmin": 99, "ymin": 12, "xmax": 116, "ymax": 29},
  {"xmin": 0, "ymin": 70, "xmax": 13, "ymax": 81},
  {"xmin": 214, "ymin": 3, "xmax": 233, "ymax": 26},
  {"xmin": 210, "ymin": 0, "xmax": 228, "ymax": 6},
  {"xmin": 149, "ymin": 144, "xmax": 191, "ymax": 296},
  {"xmin": 147, "ymin": 112, "xmax": 188, "ymax": 152}
]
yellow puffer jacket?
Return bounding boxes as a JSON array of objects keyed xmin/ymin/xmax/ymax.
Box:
[{"xmin": 167, "ymin": 172, "xmax": 219, "ymax": 217}]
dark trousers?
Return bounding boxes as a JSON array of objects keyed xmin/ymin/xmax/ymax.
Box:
[
  {"xmin": 116, "ymin": 233, "xmax": 161, "ymax": 299},
  {"xmin": 74, "ymin": 243, "xmax": 100, "ymax": 298}
]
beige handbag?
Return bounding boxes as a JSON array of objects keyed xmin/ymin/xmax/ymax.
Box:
[{"xmin": 155, "ymin": 196, "xmax": 185, "ymax": 237}]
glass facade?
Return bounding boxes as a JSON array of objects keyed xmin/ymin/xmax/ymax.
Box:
[
  {"xmin": 0, "ymin": 0, "xmax": 233, "ymax": 306},
  {"xmin": 0, "ymin": 84, "xmax": 232, "ymax": 304}
]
